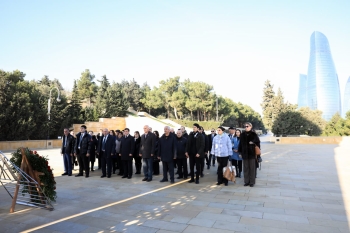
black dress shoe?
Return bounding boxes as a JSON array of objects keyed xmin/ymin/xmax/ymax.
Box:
[
  {"xmin": 147, "ymin": 179, "xmax": 152, "ymax": 182},
  {"xmin": 244, "ymin": 183, "xmax": 249, "ymax": 186},
  {"xmin": 122, "ymin": 176, "xmax": 128, "ymax": 178},
  {"xmin": 195, "ymin": 180, "xmax": 199, "ymax": 184},
  {"xmin": 75, "ymin": 174, "xmax": 83, "ymax": 177},
  {"xmin": 216, "ymin": 182, "xmax": 222, "ymax": 185},
  {"xmin": 91, "ymin": 169, "xmax": 94, "ymax": 172},
  {"xmin": 170, "ymin": 180, "xmax": 175, "ymax": 184},
  {"xmin": 101, "ymin": 175, "xmax": 106, "ymax": 178},
  {"xmin": 118, "ymin": 173, "xmax": 123, "ymax": 176},
  {"xmin": 85, "ymin": 175, "xmax": 89, "ymax": 178},
  {"xmin": 62, "ymin": 173, "xmax": 68, "ymax": 176},
  {"xmin": 68, "ymin": 174, "xmax": 72, "ymax": 176},
  {"xmin": 135, "ymin": 171, "xmax": 141, "ymax": 174},
  {"xmin": 176, "ymin": 176, "xmax": 182, "ymax": 179},
  {"xmin": 107, "ymin": 176, "xmax": 111, "ymax": 178},
  {"xmin": 188, "ymin": 179, "xmax": 195, "ymax": 183},
  {"xmin": 127, "ymin": 176, "xmax": 132, "ymax": 179},
  {"xmin": 250, "ymin": 184, "xmax": 254, "ymax": 187},
  {"xmin": 142, "ymin": 178, "xmax": 148, "ymax": 181},
  {"xmin": 225, "ymin": 183, "xmax": 228, "ymax": 186},
  {"xmin": 201, "ymin": 173, "xmax": 204, "ymax": 178},
  {"xmin": 207, "ymin": 165, "xmax": 210, "ymax": 169},
  {"xmin": 160, "ymin": 179, "xmax": 168, "ymax": 182},
  {"xmin": 74, "ymin": 161, "xmax": 78, "ymax": 166}
]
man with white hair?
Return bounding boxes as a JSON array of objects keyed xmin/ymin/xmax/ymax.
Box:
[
  {"xmin": 158, "ymin": 126, "xmax": 177, "ymax": 184},
  {"xmin": 139, "ymin": 125, "xmax": 156, "ymax": 182}
]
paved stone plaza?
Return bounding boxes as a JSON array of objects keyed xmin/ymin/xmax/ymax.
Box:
[{"xmin": 0, "ymin": 142, "xmax": 349, "ymax": 233}]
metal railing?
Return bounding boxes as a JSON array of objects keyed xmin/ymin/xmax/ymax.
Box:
[{"xmin": 0, "ymin": 151, "xmax": 54, "ymax": 211}]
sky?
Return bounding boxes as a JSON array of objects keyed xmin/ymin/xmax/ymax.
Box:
[{"xmin": 1, "ymin": 0, "xmax": 350, "ymax": 114}]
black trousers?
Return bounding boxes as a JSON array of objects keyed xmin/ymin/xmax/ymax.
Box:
[
  {"xmin": 153, "ymin": 160, "xmax": 160, "ymax": 175},
  {"xmin": 77, "ymin": 153, "xmax": 89, "ymax": 176},
  {"xmin": 189, "ymin": 155, "xmax": 201, "ymax": 181},
  {"xmin": 176, "ymin": 158, "xmax": 188, "ymax": 178},
  {"xmin": 134, "ymin": 156, "xmax": 142, "ymax": 173},
  {"xmin": 209, "ymin": 154, "xmax": 215, "ymax": 165},
  {"xmin": 117, "ymin": 156, "xmax": 123, "ymax": 175},
  {"xmin": 217, "ymin": 156, "xmax": 229, "ymax": 184},
  {"xmin": 162, "ymin": 161, "xmax": 174, "ymax": 181},
  {"xmin": 112, "ymin": 157, "xmax": 118, "ymax": 173},
  {"xmin": 122, "ymin": 160, "xmax": 132, "ymax": 177},
  {"xmin": 231, "ymin": 159, "xmax": 242, "ymax": 175},
  {"xmin": 101, "ymin": 152, "xmax": 112, "ymax": 177}
]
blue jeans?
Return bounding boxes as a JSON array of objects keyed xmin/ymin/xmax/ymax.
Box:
[
  {"xmin": 143, "ymin": 158, "xmax": 153, "ymax": 180},
  {"xmin": 63, "ymin": 153, "xmax": 72, "ymax": 175}
]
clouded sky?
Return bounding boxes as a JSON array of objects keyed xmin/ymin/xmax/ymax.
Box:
[{"xmin": 1, "ymin": 0, "xmax": 349, "ymax": 114}]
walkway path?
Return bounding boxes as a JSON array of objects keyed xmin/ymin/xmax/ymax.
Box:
[{"xmin": 0, "ymin": 143, "xmax": 349, "ymax": 232}]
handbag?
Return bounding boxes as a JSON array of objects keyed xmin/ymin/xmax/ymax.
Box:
[
  {"xmin": 223, "ymin": 161, "xmax": 236, "ymax": 182},
  {"xmin": 255, "ymin": 145, "xmax": 261, "ymax": 156}
]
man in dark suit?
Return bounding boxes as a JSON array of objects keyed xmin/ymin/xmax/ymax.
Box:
[
  {"xmin": 208, "ymin": 128, "xmax": 217, "ymax": 167},
  {"xmin": 97, "ymin": 128, "xmax": 116, "ymax": 178},
  {"xmin": 158, "ymin": 126, "xmax": 177, "ymax": 184},
  {"xmin": 186, "ymin": 123, "xmax": 205, "ymax": 184},
  {"xmin": 199, "ymin": 126, "xmax": 209, "ymax": 176},
  {"xmin": 61, "ymin": 128, "xmax": 75, "ymax": 176},
  {"xmin": 119, "ymin": 128, "xmax": 135, "ymax": 179},
  {"xmin": 74, "ymin": 125, "xmax": 91, "ymax": 178},
  {"xmin": 139, "ymin": 125, "xmax": 156, "ymax": 182}
]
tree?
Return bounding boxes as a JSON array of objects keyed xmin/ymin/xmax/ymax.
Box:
[
  {"xmin": 95, "ymin": 75, "xmax": 110, "ymax": 117},
  {"xmin": 323, "ymin": 113, "xmax": 347, "ymax": 136},
  {"xmin": 105, "ymin": 82, "xmax": 128, "ymax": 117},
  {"xmin": 76, "ymin": 69, "xmax": 97, "ymax": 106},
  {"xmin": 159, "ymin": 76, "xmax": 180, "ymax": 118},
  {"xmin": 140, "ymin": 87, "xmax": 164, "ymax": 115},
  {"xmin": 261, "ymin": 80, "xmax": 275, "ymax": 131}
]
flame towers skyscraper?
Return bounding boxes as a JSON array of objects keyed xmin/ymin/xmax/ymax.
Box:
[
  {"xmin": 298, "ymin": 31, "xmax": 341, "ymax": 120},
  {"xmin": 343, "ymin": 77, "xmax": 350, "ymax": 118}
]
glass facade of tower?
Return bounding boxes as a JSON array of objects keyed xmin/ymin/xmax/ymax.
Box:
[
  {"xmin": 297, "ymin": 74, "xmax": 308, "ymax": 108},
  {"xmin": 306, "ymin": 31, "xmax": 341, "ymax": 120},
  {"xmin": 343, "ymin": 77, "xmax": 350, "ymax": 118}
]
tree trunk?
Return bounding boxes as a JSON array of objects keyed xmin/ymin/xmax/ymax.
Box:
[
  {"xmin": 197, "ymin": 111, "xmax": 200, "ymax": 122},
  {"xmin": 190, "ymin": 111, "xmax": 193, "ymax": 121},
  {"xmin": 174, "ymin": 107, "xmax": 178, "ymax": 120}
]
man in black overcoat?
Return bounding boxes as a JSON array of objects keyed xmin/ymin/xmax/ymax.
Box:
[
  {"xmin": 139, "ymin": 125, "xmax": 156, "ymax": 182},
  {"xmin": 119, "ymin": 128, "xmax": 135, "ymax": 179},
  {"xmin": 158, "ymin": 126, "xmax": 177, "ymax": 184},
  {"xmin": 186, "ymin": 123, "xmax": 205, "ymax": 184}
]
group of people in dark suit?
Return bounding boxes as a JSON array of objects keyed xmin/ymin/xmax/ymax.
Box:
[{"xmin": 60, "ymin": 122, "xmax": 260, "ymax": 187}]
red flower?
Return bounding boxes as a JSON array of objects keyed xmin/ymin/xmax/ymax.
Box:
[
  {"xmin": 34, "ymin": 151, "xmax": 37, "ymax": 154},
  {"xmin": 29, "ymin": 150, "xmax": 33, "ymax": 154}
]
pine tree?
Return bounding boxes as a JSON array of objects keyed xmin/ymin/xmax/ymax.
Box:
[{"xmin": 261, "ymin": 80, "xmax": 275, "ymax": 131}]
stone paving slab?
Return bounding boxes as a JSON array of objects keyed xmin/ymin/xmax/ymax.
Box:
[{"xmin": 0, "ymin": 143, "xmax": 349, "ymax": 232}]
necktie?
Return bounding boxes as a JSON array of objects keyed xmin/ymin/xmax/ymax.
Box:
[
  {"xmin": 64, "ymin": 136, "xmax": 67, "ymax": 147},
  {"xmin": 145, "ymin": 134, "xmax": 147, "ymax": 139},
  {"xmin": 102, "ymin": 136, "xmax": 106, "ymax": 151}
]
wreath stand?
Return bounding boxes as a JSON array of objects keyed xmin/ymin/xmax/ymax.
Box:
[{"xmin": 0, "ymin": 148, "xmax": 54, "ymax": 213}]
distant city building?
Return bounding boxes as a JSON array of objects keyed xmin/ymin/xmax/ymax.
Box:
[
  {"xmin": 297, "ymin": 74, "xmax": 308, "ymax": 108},
  {"xmin": 298, "ymin": 31, "xmax": 341, "ymax": 120},
  {"xmin": 343, "ymin": 77, "xmax": 350, "ymax": 118}
]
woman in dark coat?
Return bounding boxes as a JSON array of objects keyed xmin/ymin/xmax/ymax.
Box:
[
  {"xmin": 89, "ymin": 134, "xmax": 98, "ymax": 172},
  {"xmin": 153, "ymin": 131, "xmax": 160, "ymax": 175},
  {"xmin": 113, "ymin": 132, "xmax": 123, "ymax": 174},
  {"xmin": 238, "ymin": 122, "xmax": 260, "ymax": 187},
  {"xmin": 133, "ymin": 131, "xmax": 142, "ymax": 174}
]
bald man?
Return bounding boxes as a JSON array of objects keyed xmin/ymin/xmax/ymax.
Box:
[{"xmin": 97, "ymin": 128, "xmax": 116, "ymax": 178}]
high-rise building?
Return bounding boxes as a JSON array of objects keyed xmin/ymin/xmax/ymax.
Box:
[
  {"xmin": 297, "ymin": 74, "xmax": 308, "ymax": 108},
  {"xmin": 343, "ymin": 77, "xmax": 350, "ymax": 118},
  {"xmin": 305, "ymin": 31, "xmax": 341, "ymax": 120}
]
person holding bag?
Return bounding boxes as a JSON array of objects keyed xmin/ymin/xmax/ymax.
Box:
[
  {"xmin": 211, "ymin": 126, "xmax": 232, "ymax": 186},
  {"xmin": 238, "ymin": 122, "xmax": 260, "ymax": 187}
]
